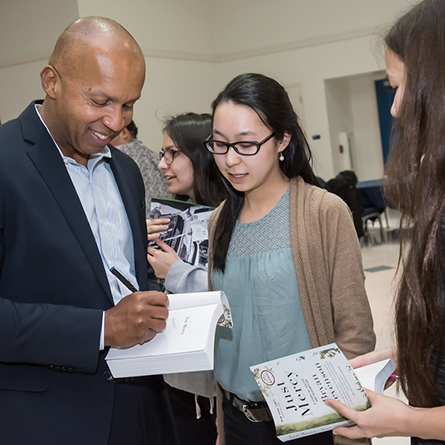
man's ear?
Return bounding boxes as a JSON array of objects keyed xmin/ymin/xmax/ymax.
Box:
[
  {"xmin": 40, "ymin": 65, "xmax": 59, "ymax": 99},
  {"xmin": 121, "ymin": 127, "xmax": 131, "ymax": 141},
  {"xmin": 121, "ymin": 127, "xmax": 134, "ymax": 143}
]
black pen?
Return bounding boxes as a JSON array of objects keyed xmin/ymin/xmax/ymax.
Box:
[{"xmin": 110, "ymin": 267, "xmax": 138, "ymax": 293}]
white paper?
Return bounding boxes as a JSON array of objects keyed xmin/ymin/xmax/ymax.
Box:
[
  {"xmin": 106, "ymin": 291, "xmax": 232, "ymax": 378},
  {"xmin": 355, "ymin": 358, "xmax": 396, "ymax": 394}
]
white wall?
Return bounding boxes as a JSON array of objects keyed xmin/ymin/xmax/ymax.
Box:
[
  {"xmin": 215, "ymin": 34, "xmax": 388, "ymax": 178},
  {"xmin": 210, "ymin": 0, "xmax": 412, "ymax": 58},
  {"xmin": 324, "ymin": 73, "xmax": 386, "ymax": 182},
  {"xmin": 349, "ymin": 75, "xmax": 386, "ymax": 181},
  {"xmin": 0, "ymin": 0, "xmax": 416, "ymax": 176},
  {"xmin": 48, "ymin": 0, "xmax": 219, "ymax": 149},
  {"xmin": 129, "ymin": 57, "xmax": 218, "ymax": 151},
  {"xmin": 76, "ymin": 0, "xmax": 216, "ymax": 59},
  {"xmin": 0, "ymin": 0, "xmax": 79, "ymax": 67},
  {"xmin": 325, "ymin": 78, "xmax": 355, "ymax": 177},
  {"xmin": 0, "ymin": 61, "xmax": 46, "ymax": 125},
  {"xmin": 286, "ymin": 84, "xmax": 306, "ymax": 130},
  {"xmin": 0, "ymin": 0, "xmax": 79, "ymax": 124}
]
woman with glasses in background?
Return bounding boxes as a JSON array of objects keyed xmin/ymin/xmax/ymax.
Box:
[
  {"xmin": 148, "ymin": 112, "xmax": 225, "ymax": 282},
  {"xmin": 206, "ymin": 73, "xmax": 375, "ymax": 445},
  {"xmin": 147, "ymin": 112, "xmax": 226, "ymax": 445}
]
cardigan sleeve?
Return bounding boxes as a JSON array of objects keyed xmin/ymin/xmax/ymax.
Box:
[
  {"xmin": 291, "ymin": 176, "xmax": 375, "ymax": 360},
  {"xmin": 296, "ymin": 183, "xmax": 374, "ymax": 445},
  {"xmin": 318, "ymin": 192, "xmax": 376, "ymax": 359}
]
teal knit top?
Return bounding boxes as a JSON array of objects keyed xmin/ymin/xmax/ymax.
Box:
[{"xmin": 211, "ymin": 188, "xmax": 311, "ymax": 402}]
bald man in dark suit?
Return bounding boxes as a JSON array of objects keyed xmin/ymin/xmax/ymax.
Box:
[{"xmin": 0, "ymin": 17, "xmax": 177, "ymax": 445}]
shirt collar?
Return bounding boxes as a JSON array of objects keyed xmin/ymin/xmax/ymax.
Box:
[{"xmin": 34, "ymin": 103, "xmax": 112, "ymax": 164}]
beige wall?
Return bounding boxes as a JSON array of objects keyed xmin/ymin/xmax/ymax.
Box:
[
  {"xmin": 0, "ymin": 0, "xmax": 79, "ymax": 67},
  {"xmin": 132, "ymin": 57, "xmax": 218, "ymax": 151},
  {"xmin": 349, "ymin": 74, "xmax": 386, "ymax": 181},
  {"xmin": 209, "ymin": 0, "xmax": 411, "ymax": 59},
  {"xmin": 77, "ymin": 0, "xmax": 216, "ymax": 59},
  {"xmin": 0, "ymin": 0, "xmax": 79, "ymax": 124},
  {"xmin": 325, "ymin": 78, "xmax": 355, "ymax": 176},
  {"xmin": 0, "ymin": 0, "xmax": 416, "ymax": 179},
  {"xmin": 214, "ymin": 34, "xmax": 388, "ymax": 179}
]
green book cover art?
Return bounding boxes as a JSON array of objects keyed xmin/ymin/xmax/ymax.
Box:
[{"xmin": 250, "ymin": 344, "xmax": 370, "ymax": 439}]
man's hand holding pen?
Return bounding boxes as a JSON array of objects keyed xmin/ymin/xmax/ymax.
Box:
[{"xmin": 104, "ymin": 291, "xmax": 169, "ymax": 349}]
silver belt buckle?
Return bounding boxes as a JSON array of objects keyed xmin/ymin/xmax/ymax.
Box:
[{"xmin": 242, "ymin": 403, "xmax": 261, "ymax": 423}]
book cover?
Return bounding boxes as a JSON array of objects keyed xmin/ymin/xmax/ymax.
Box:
[
  {"xmin": 106, "ymin": 291, "xmax": 232, "ymax": 378},
  {"xmin": 149, "ymin": 198, "xmax": 214, "ymax": 268},
  {"xmin": 250, "ymin": 344, "xmax": 370, "ymax": 441}
]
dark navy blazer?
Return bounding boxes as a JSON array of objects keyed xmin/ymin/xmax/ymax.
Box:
[{"xmin": 0, "ymin": 102, "xmax": 167, "ymax": 444}]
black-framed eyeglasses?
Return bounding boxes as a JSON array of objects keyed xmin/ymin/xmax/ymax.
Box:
[
  {"xmin": 159, "ymin": 148, "xmax": 180, "ymax": 165},
  {"xmin": 204, "ymin": 133, "xmax": 276, "ymax": 156}
]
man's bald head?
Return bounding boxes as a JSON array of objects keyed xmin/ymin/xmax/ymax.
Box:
[
  {"xmin": 39, "ymin": 16, "xmax": 146, "ymax": 166},
  {"xmin": 49, "ymin": 16, "xmax": 145, "ymax": 79}
]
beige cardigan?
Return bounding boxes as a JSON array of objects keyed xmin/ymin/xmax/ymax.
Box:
[{"xmin": 208, "ymin": 177, "xmax": 375, "ymax": 445}]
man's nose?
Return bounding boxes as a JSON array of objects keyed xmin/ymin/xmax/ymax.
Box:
[{"xmin": 103, "ymin": 106, "xmax": 126, "ymax": 132}]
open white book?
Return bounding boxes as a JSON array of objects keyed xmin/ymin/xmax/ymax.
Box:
[
  {"xmin": 106, "ymin": 291, "xmax": 232, "ymax": 378},
  {"xmin": 250, "ymin": 343, "xmax": 396, "ymax": 442},
  {"xmin": 355, "ymin": 357, "xmax": 397, "ymax": 394}
]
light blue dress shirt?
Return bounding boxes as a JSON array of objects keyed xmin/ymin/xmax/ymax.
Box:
[{"xmin": 35, "ymin": 105, "xmax": 138, "ymax": 348}]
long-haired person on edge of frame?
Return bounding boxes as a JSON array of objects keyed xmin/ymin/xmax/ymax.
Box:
[{"xmin": 326, "ymin": 1, "xmax": 445, "ymax": 443}]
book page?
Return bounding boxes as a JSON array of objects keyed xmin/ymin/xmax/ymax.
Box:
[
  {"xmin": 168, "ymin": 291, "xmax": 232, "ymax": 328},
  {"xmin": 168, "ymin": 291, "xmax": 220, "ymax": 310},
  {"xmin": 107, "ymin": 303, "xmax": 217, "ymax": 360},
  {"xmin": 355, "ymin": 358, "xmax": 397, "ymax": 393},
  {"xmin": 106, "ymin": 291, "xmax": 232, "ymax": 361}
]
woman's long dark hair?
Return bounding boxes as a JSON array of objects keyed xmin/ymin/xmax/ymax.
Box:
[
  {"xmin": 211, "ymin": 73, "xmax": 318, "ymax": 272},
  {"xmin": 163, "ymin": 112, "xmax": 226, "ymax": 207},
  {"xmin": 384, "ymin": 0, "xmax": 445, "ymax": 407}
]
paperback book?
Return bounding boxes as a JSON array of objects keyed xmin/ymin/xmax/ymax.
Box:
[
  {"xmin": 250, "ymin": 344, "xmax": 396, "ymax": 442},
  {"xmin": 106, "ymin": 291, "xmax": 232, "ymax": 378},
  {"xmin": 149, "ymin": 198, "xmax": 214, "ymax": 268}
]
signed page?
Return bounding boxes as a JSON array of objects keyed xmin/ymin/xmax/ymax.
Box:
[{"xmin": 106, "ymin": 291, "xmax": 232, "ymax": 378}]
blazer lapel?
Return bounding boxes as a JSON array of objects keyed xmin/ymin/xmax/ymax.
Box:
[
  {"xmin": 109, "ymin": 156, "xmax": 147, "ymax": 290},
  {"xmin": 22, "ymin": 103, "xmax": 113, "ymax": 302}
]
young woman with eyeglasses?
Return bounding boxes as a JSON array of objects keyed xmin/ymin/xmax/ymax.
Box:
[
  {"xmin": 146, "ymin": 112, "xmax": 226, "ymax": 445},
  {"xmin": 206, "ymin": 73, "xmax": 376, "ymax": 445},
  {"xmin": 325, "ymin": 1, "xmax": 445, "ymax": 442},
  {"xmin": 147, "ymin": 112, "xmax": 226, "ymax": 281}
]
